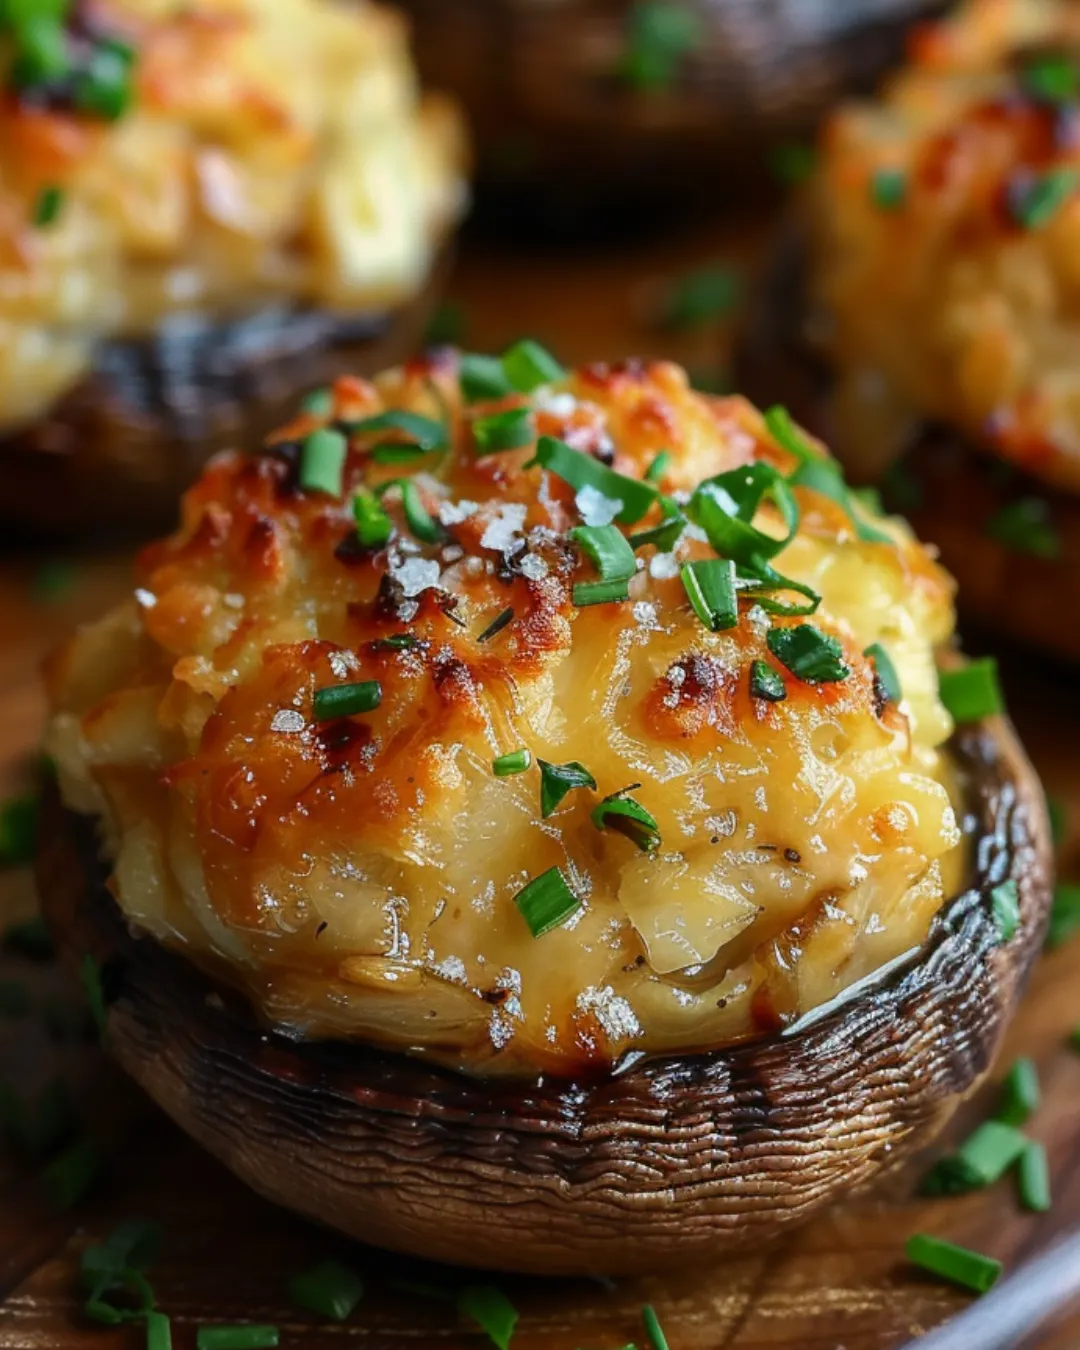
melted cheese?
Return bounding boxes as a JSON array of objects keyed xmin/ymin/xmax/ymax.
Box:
[
  {"xmin": 46, "ymin": 356, "xmax": 964, "ymax": 1077},
  {"xmin": 809, "ymin": 0, "xmax": 1080, "ymax": 488},
  {"xmin": 0, "ymin": 0, "xmax": 467, "ymax": 428}
]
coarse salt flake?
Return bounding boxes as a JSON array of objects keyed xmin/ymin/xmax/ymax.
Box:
[{"xmin": 575, "ymin": 484, "xmax": 622, "ymax": 527}]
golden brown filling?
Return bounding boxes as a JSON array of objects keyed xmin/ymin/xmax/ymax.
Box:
[
  {"xmin": 0, "ymin": 0, "xmax": 466, "ymax": 430},
  {"xmin": 810, "ymin": 0, "xmax": 1080, "ymax": 489},
  {"xmin": 46, "ymin": 353, "xmax": 964, "ymax": 1077}
]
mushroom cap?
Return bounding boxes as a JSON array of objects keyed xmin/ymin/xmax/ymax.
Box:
[{"xmin": 37, "ymin": 713, "xmax": 1051, "ymax": 1276}]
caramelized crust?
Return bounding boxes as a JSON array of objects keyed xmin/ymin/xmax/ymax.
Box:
[
  {"xmin": 809, "ymin": 0, "xmax": 1080, "ymax": 488},
  {"xmin": 0, "ymin": 0, "xmax": 467, "ymax": 430},
  {"xmin": 45, "ymin": 355, "xmax": 963, "ymax": 1076}
]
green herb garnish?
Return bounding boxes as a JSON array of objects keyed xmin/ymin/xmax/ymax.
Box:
[
  {"xmin": 533, "ymin": 435, "xmax": 658, "ymax": 525},
  {"xmin": 1023, "ymin": 54, "xmax": 1078, "ymax": 103},
  {"xmin": 312, "ymin": 681, "xmax": 381, "ymax": 721},
  {"xmin": 591, "ymin": 795, "xmax": 661, "ymax": 853},
  {"xmin": 997, "ymin": 1057, "xmax": 1039, "ymax": 1127},
  {"xmin": 938, "ymin": 658, "xmax": 1003, "ymax": 723},
  {"xmin": 458, "ymin": 1284, "xmax": 519, "ymax": 1350},
  {"xmin": 660, "ymin": 266, "xmax": 738, "ymax": 329},
  {"xmin": 347, "ymin": 409, "xmax": 447, "ymax": 460},
  {"xmin": 300, "ymin": 387, "xmax": 333, "ymax": 417},
  {"xmin": 573, "ymin": 578, "xmax": 631, "ymax": 607},
  {"xmin": 1018, "ymin": 1140, "xmax": 1051, "ymax": 1213},
  {"xmin": 378, "ymin": 479, "xmax": 445, "ymax": 543},
  {"xmin": 617, "ymin": 2, "xmax": 703, "ymax": 91},
  {"xmin": 984, "ymin": 497, "xmax": 1061, "ymax": 559},
  {"xmin": 680, "ymin": 559, "xmax": 737, "ymax": 631},
  {"xmin": 864, "ymin": 643, "xmax": 902, "ymax": 704},
  {"xmin": 460, "ymin": 354, "xmax": 514, "ymax": 403},
  {"xmin": 905, "ymin": 1234, "xmax": 1002, "ymax": 1295},
  {"xmin": 766, "ymin": 625, "xmax": 849, "ymax": 684},
  {"xmin": 473, "ymin": 408, "xmax": 534, "ymax": 455},
  {"xmin": 644, "ymin": 450, "xmax": 671, "ymax": 484},
  {"xmin": 288, "ymin": 1260, "xmax": 364, "ymax": 1321},
  {"xmin": 688, "ymin": 461, "xmax": 798, "ymax": 567},
  {"xmin": 570, "ymin": 523, "xmax": 637, "ymax": 583},
  {"xmin": 991, "ymin": 879, "xmax": 1020, "ymax": 943},
  {"xmin": 74, "ymin": 42, "xmax": 135, "ymax": 120},
  {"xmin": 493, "ymin": 749, "xmax": 531, "ymax": 777},
  {"xmin": 538, "ymin": 760, "xmax": 596, "ymax": 817},
  {"xmin": 352, "ymin": 491, "xmax": 392, "ymax": 549},
  {"xmin": 146, "ymin": 1311, "xmax": 172, "ymax": 1350},
  {"xmin": 1010, "ymin": 167, "xmax": 1080, "ymax": 230},
  {"xmin": 642, "ymin": 1304, "xmax": 670, "ymax": 1350},
  {"xmin": 196, "ymin": 1328, "xmax": 279, "ymax": 1350},
  {"xmin": 33, "ymin": 184, "xmax": 64, "ymax": 228},
  {"xmin": 871, "ymin": 167, "xmax": 906, "ymax": 211},
  {"xmin": 502, "ymin": 339, "xmax": 565, "ymax": 393},
  {"xmin": 298, "ymin": 428, "xmax": 348, "ymax": 497},
  {"xmin": 749, "ymin": 659, "xmax": 786, "ymax": 702}
]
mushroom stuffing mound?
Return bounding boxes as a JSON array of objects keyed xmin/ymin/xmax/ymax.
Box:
[
  {"xmin": 0, "ymin": 0, "xmax": 467, "ymax": 532},
  {"xmin": 740, "ymin": 0, "xmax": 1080, "ymax": 659},
  {"xmin": 38, "ymin": 349, "xmax": 1051, "ymax": 1273}
]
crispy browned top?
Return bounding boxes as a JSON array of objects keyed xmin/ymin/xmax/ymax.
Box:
[{"xmin": 46, "ymin": 352, "xmax": 964, "ymax": 1077}]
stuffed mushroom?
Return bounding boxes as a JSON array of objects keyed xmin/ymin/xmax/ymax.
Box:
[
  {"xmin": 0, "ymin": 0, "xmax": 467, "ymax": 535},
  {"xmin": 740, "ymin": 0, "xmax": 1080, "ymax": 660},
  {"xmin": 38, "ymin": 349, "xmax": 1050, "ymax": 1273}
]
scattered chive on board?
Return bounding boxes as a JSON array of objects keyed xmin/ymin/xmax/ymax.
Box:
[
  {"xmin": 660, "ymin": 265, "xmax": 738, "ymax": 329},
  {"xmin": 312, "ymin": 681, "xmax": 381, "ymax": 721},
  {"xmin": 196, "ymin": 1327, "xmax": 280, "ymax": 1350},
  {"xmin": 1018, "ymin": 1140, "xmax": 1051, "ymax": 1213},
  {"xmin": 146, "ymin": 1311, "xmax": 172, "ymax": 1350},
  {"xmin": 514, "ymin": 866, "xmax": 580, "ymax": 938},
  {"xmin": 938, "ymin": 659, "xmax": 1003, "ymax": 723},
  {"xmin": 288, "ymin": 1260, "xmax": 364, "ymax": 1321},
  {"xmin": 905, "ymin": 1234, "xmax": 1002, "ymax": 1295},
  {"xmin": 642, "ymin": 1303, "xmax": 670, "ymax": 1350},
  {"xmin": 997, "ymin": 1057, "xmax": 1040, "ymax": 1127},
  {"xmin": 458, "ymin": 1284, "xmax": 519, "ymax": 1350}
]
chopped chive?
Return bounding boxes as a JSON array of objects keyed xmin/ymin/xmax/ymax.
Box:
[
  {"xmin": 493, "ymin": 749, "xmax": 531, "ymax": 777},
  {"xmin": 645, "ymin": 450, "xmax": 671, "ymax": 484},
  {"xmin": 1047, "ymin": 882, "xmax": 1080, "ymax": 948},
  {"xmin": 628, "ymin": 498, "xmax": 686, "ymax": 552},
  {"xmin": 788, "ymin": 455, "xmax": 892, "ymax": 543},
  {"xmin": 298, "ymin": 428, "xmax": 348, "ymax": 497},
  {"xmin": 312, "ymin": 681, "xmax": 381, "ymax": 721},
  {"xmin": 749, "ymin": 659, "xmax": 786, "ymax": 702},
  {"xmin": 538, "ymin": 760, "xmax": 597, "ymax": 817},
  {"xmin": 73, "ymin": 44, "xmax": 135, "ymax": 120},
  {"xmin": 938, "ymin": 658, "xmax": 1003, "ymax": 723},
  {"xmin": 458, "ymin": 1284, "xmax": 519, "ymax": 1350},
  {"xmin": 473, "ymin": 408, "xmax": 534, "ymax": 455},
  {"xmin": 905, "ymin": 1234, "xmax": 1002, "ymax": 1295},
  {"xmin": 0, "ymin": 791, "xmax": 38, "ymax": 868},
  {"xmin": 460, "ymin": 354, "xmax": 513, "ymax": 403},
  {"xmin": 944, "ymin": 1120, "xmax": 1030, "ymax": 1190},
  {"xmin": 477, "ymin": 607, "xmax": 515, "ymax": 643},
  {"xmin": 196, "ymin": 1328, "xmax": 279, "ymax": 1350},
  {"xmin": 1023, "ymin": 54, "xmax": 1078, "ymax": 103},
  {"xmin": 591, "ymin": 795, "xmax": 660, "ymax": 853},
  {"xmin": 1010, "ymin": 167, "xmax": 1080, "ymax": 230},
  {"xmin": 345, "ymin": 410, "xmax": 446, "ymax": 453},
  {"xmin": 11, "ymin": 17, "xmax": 70, "ymax": 87},
  {"xmin": 146, "ymin": 1311, "xmax": 172, "ymax": 1350},
  {"xmin": 352, "ymin": 491, "xmax": 393, "ymax": 549},
  {"xmin": 1018, "ymin": 1140, "xmax": 1051, "ymax": 1212},
  {"xmin": 288, "ymin": 1260, "xmax": 364, "ymax": 1321},
  {"xmin": 642, "ymin": 1304, "xmax": 670, "ymax": 1350},
  {"xmin": 513, "ymin": 867, "xmax": 580, "ymax": 938},
  {"xmin": 425, "ymin": 300, "xmax": 464, "ymax": 346},
  {"xmin": 81, "ymin": 952, "xmax": 107, "ymax": 1033},
  {"xmin": 997, "ymin": 1057, "xmax": 1040, "ymax": 1127},
  {"xmin": 0, "ymin": 980, "xmax": 29, "ymax": 1017},
  {"xmin": 502, "ymin": 340, "xmax": 565, "ymax": 393},
  {"xmin": 532, "ymin": 435, "xmax": 658, "ymax": 525},
  {"xmin": 84, "ymin": 1267, "xmax": 156, "ymax": 1326},
  {"xmin": 660, "ymin": 266, "xmax": 738, "ymax": 329},
  {"xmin": 871, "ymin": 167, "xmax": 906, "ymax": 210},
  {"xmin": 734, "ymin": 562, "xmax": 820, "ymax": 617},
  {"xmin": 764, "ymin": 404, "xmax": 816, "ymax": 464},
  {"xmin": 680, "ymin": 559, "xmax": 737, "ymax": 631},
  {"xmin": 42, "ymin": 1137, "xmax": 100, "ymax": 1210},
  {"xmin": 991, "ymin": 880, "xmax": 1020, "ymax": 943},
  {"xmin": 984, "ymin": 497, "xmax": 1061, "ymax": 560},
  {"xmin": 688, "ymin": 461, "xmax": 799, "ymax": 566},
  {"xmin": 570, "ymin": 523, "xmax": 637, "ymax": 582},
  {"xmin": 370, "ymin": 633, "xmax": 419, "ymax": 652},
  {"xmin": 300, "ymin": 387, "xmax": 333, "ymax": 417},
  {"xmin": 33, "ymin": 183, "xmax": 64, "ymax": 228},
  {"xmin": 617, "ymin": 2, "xmax": 703, "ymax": 91},
  {"xmin": 377, "ymin": 479, "xmax": 445, "ymax": 543},
  {"xmin": 1070, "ymin": 1023, "xmax": 1080, "ymax": 1051},
  {"xmin": 573, "ymin": 578, "xmax": 631, "ymax": 606},
  {"xmin": 2, "ymin": 913, "xmax": 53, "ymax": 958},
  {"xmin": 371, "ymin": 443, "xmax": 435, "ymax": 465},
  {"xmin": 864, "ymin": 643, "xmax": 902, "ymax": 705},
  {"xmin": 767, "ymin": 624, "xmax": 849, "ymax": 684}
]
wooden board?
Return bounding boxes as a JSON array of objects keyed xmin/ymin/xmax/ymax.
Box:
[{"xmin": 2, "ymin": 213, "xmax": 1080, "ymax": 1350}]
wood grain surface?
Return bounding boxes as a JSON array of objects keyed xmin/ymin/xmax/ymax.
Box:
[{"xmin": 1, "ymin": 214, "xmax": 1079, "ymax": 1349}]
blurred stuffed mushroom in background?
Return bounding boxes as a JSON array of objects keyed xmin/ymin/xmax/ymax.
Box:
[
  {"xmin": 0, "ymin": 0, "xmax": 468, "ymax": 535},
  {"xmin": 392, "ymin": 0, "xmax": 944, "ymax": 229},
  {"xmin": 740, "ymin": 0, "xmax": 1080, "ymax": 661}
]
